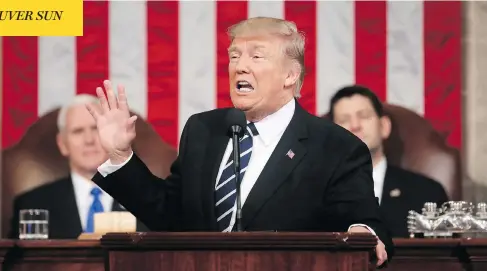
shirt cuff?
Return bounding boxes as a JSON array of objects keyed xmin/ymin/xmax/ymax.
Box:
[
  {"xmin": 348, "ymin": 224, "xmax": 377, "ymax": 236},
  {"xmin": 97, "ymin": 151, "xmax": 134, "ymax": 177}
]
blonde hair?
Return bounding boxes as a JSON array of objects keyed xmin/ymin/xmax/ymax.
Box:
[
  {"xmin": 57, "ymin": 94, "xmax": 99, "ymax": 131},
  {"xmin": 227, "ymin": 17, "xmax": 306, "ymax": 98}
]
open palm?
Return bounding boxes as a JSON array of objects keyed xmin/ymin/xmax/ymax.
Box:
[{"xmin": 86, "ymin": 80, "xmax": 137, "ymax": 164}]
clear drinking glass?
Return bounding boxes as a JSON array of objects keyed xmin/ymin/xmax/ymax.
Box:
[{"xmin": 18, "ymin": 209, "xmax": 49, "ymax": 240}]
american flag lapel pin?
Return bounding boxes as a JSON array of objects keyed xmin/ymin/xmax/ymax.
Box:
[{"xmin": 286, "ymin": 149, "xmax": 295, "ymax": 159}]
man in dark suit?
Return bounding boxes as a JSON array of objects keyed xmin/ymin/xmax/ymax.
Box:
[
  {"xmin": 87, "ymin": 17, "xmax": 392, "ymax": 266},
  {"xmin": 9, "ymin": 95, "xmax": 147, "ymax": 239},
  {"xmin": 328, "ymin": 85, "xmax": 449, "ymax": 237}
]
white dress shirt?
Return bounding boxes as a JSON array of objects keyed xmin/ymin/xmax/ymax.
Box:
[
  {"xmin": 97, "ymin": 98, "xmax": 374, "ymax": 234},
  {"xmin": 372, "ymin": 157, "xmax": 387, "ymax": 204},
  {"xmin": 71, "ymin": 172, "xmax": 113, "ymax": 230}
]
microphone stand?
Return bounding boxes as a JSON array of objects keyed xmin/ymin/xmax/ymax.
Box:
[{"xmin": 231, "ymin": 128, "xmax": 243, "ymax": 232}]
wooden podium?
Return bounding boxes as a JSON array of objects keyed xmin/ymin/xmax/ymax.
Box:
[{"xmin": 100, "ymin": 232, "xmax": 377, "ymax": 271}]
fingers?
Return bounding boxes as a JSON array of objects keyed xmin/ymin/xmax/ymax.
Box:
[
  {"xmin": 127, "ymin": 115, "xmax": 138, "ymax": 128},
  {"xmin": 96, "ymin": 87, "xmax": 110, "ymax": 113},
  {"xmin": 117, "ymin": 84, "xmax": 130, "ymax": 112},
  {"xmin": 96, "ymin": 80, "xmax": 128, "ymax": 114},
  {"xmin": 376, "ymin": 250, "xmax": 387, "ymax": 266},
  {"xmin": 86, "ymin": 103, "xmax": 101, "ymax": 121},
  {"xmin": 375, "ymin": 242, "xmax": 388, "ymax": 267},
  {"xmin": 104, "ymin": 80, "xmax": 119, "ymax": 110}
]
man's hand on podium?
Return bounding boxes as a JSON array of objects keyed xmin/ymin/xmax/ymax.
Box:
[{"xmin": 348, "ymin": 226, "xmax": 387, "ymax": 267}]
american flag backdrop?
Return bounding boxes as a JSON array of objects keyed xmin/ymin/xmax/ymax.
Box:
[{"xmin": 1, "ymin": 0, "xmax": 463, "ymax": 151}]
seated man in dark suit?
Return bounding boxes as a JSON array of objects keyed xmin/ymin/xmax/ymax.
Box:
[
  {"xmin": 329, "ymin": 85, "xmax": 449, "ymax": 237},
  {"xmin": 9, "ymin": 94, "xmax": 147, "ymax": 239},
  {"xmin": 86, "ymin": 17, "xmax": 392, "ymax": 266}
]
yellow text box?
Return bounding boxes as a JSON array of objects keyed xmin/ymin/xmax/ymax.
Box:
[{"xmin": 0, "ymin": 0, "xmax": 83, "ymax": 36}]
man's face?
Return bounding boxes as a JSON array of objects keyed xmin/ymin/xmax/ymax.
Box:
[
  {"xmin": 228, "ymin": 35, "xmax": 294, "ymax": 116},
  {"xmin": 57, "ymin": 104, "xmax": 108, "ymax": 175},
  {"xmin": 332, "ymin": 94, "xmax": 390, "ymax": 153}
]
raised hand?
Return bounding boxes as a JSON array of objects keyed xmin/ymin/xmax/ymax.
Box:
[{"xmin": 86, "ymin": 80, "xmax": 137, "ymax": 164}]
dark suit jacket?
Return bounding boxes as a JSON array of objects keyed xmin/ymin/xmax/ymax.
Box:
[
  {"xmin": 9, "ymin": 176, "xmax": 148, "ymax": 239},
  {"xmin": 379, "ymin": 165, "xmax": 449, "ymax": 238},
  {"xmin": 93, "ymin": 101, "xmax": 394, "ymax": 258}
]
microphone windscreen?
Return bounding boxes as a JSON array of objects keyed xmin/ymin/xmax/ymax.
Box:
[{"xmin": 225, "ymin": 108, "xmax": 246, "ymax": 137}]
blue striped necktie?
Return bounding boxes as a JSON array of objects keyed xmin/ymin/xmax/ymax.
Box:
[
  {"xmin": 85, "ymin": 187, "xmax": 104, "ymax": 233},
  {"xmin": 215, "ymin": 122, "xmax": 259, "ymax": 232}
]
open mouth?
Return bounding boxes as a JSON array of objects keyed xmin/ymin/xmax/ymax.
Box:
[{"xmin": 236, "ymin": 80, "xmax": 254, "ymax": 93}]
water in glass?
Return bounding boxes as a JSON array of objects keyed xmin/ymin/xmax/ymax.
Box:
[{"xmin": 19, "ymin": 209, "xmax": 49, "ymax": 240}]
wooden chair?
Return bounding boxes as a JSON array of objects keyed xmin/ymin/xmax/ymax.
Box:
[{"xmin": 381, "ymin": 104, "xmax": 461, "ymax": 200}]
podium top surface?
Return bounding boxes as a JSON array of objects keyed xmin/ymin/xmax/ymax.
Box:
[{"xmin": 100, "ymin": 232, "xmax": 377, "ymax": 250}]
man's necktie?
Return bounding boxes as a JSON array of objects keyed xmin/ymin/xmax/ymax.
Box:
[
  {"xmin": 215, "ymin": 122, "xmax": 259, "ymax": 232},
  {"xmin": 85, "ymin": 187, "xmax": 104, "ymax": 233}
]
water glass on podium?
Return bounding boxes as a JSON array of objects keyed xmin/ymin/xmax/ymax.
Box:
[{"xmin": 19, "ymin": 209, "xmax": 49, "ymax": 240}]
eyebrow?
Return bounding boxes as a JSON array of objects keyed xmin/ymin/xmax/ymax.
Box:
[
  {"xmin": 70, "ymin": 127, "xmax": 84, "ymax": 133},
  {"xmin": 227, "ymin": 44, "xmax": 267, "ymax": 53},
  {"xmin": 357, "ymin": 108, "xmax": 374, "ymax": 114},
  {"xmin": 227, "ymin": 46, "xmax": 238, "ymax": 53}
]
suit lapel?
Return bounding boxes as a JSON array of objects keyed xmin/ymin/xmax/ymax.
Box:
[
  {"xmin": 58, "ymin": 178, "xmax": 84, "ymax": 237},
  {"xmin": 242, "ymin": 104, "xmax": 308, "ymax": 229},
  {"xmin": 201, "ymin": 122, "xmax": 230, "ymax": 230},
  {"xmin": 380, "ymin": 167, "xmax": 402, "ymax": 215}
]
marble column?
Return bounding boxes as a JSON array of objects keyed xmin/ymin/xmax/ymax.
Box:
[{"xmin": 464, "ymin": 2, "xmax": 487, "ymax": 202}]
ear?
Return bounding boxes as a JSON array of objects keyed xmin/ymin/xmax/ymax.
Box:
[
  {"xmin": 379, "ymin": 115, "xmax": 392, "ymax": 140},
  {"xmin": 284, "ymin": 61, "xmax": 301, "ymax": 88},
  {"xmin": 56, "ymin": 132, "xmax": 69, "ymax": 157}
]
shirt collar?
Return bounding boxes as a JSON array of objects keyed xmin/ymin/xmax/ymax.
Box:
[
  {"xmin": 373, "ymin": 156, "xmax": 387, "ymax": 183},
  {"xmin": 71, "ymin": 171, "xmax": 107, "ymax": 197},
  {"xmin": 251, "ymin": 98, "xmax": 295, "ymax": 146}
]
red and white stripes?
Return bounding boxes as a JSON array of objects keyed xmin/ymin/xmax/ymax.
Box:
[{"xmin": 1, "ymin": 0, "xmax": 463, "ymax": 150}]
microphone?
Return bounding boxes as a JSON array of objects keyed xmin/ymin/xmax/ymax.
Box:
[{"xmin": 225, "ymin": 108, "xmax": 247, "ymax": 232}]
